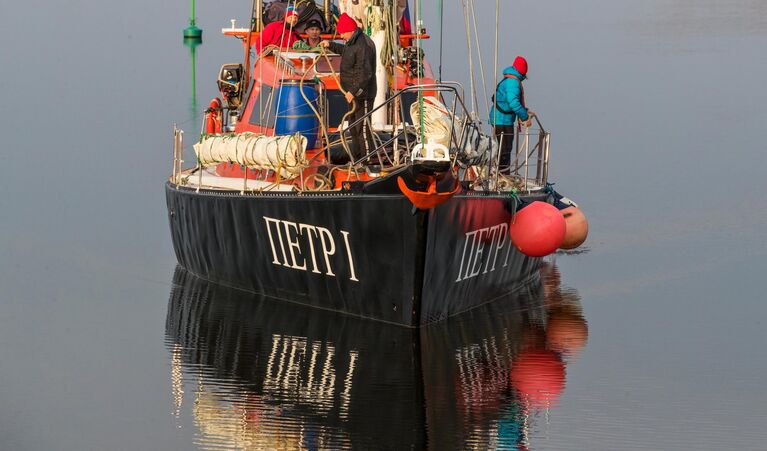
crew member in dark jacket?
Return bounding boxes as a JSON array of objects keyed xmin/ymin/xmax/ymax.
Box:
[{"xmin": 320, "ymin": 13, "xmax": 377, "ymax": 161}]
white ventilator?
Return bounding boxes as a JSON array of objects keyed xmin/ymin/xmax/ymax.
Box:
[
  {"xmin": 194, "ymin": 133, "xmax": 308, "ymax": 177},
  {"xmin": 411, "ymin": 142, "xmax": 450, "ymax": 164}
]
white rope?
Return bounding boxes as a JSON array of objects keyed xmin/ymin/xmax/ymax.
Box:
[{"xmin": 380, "ymin": 0, "xmax": 399, "ymax": 68}]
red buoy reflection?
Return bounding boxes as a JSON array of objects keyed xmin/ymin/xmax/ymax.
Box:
[{"xmin": 510, "ymin": 349, "xmax": 566, "ymax": 407}]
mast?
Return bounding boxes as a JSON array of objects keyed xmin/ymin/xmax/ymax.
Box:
[{"xmin": 255, "ymin": 0, "xmax": 263, "ymax": 32}]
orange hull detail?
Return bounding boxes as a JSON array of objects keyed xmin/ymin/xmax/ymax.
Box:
[
  {"xmin": 397, "ymin": 176, "xmax": 461, "ymax": 210},
  {"xmin": 333, "ymin": 169, "xmax": 373, "ymax": 190},
  {"xmin": 216, "ymin": 163, "xmax": 262, "ymax": 180}
]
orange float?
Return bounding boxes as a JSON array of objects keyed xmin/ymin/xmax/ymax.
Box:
[
  {"xmin": 546, "ymin": 306, "xmax": 589, "ymax": 358},
  {"xmin": 559, "ymin": 206, "xmax": 589, "ymax": 250},
  {"xmin": 332, "ymin": 168, "xmax": 373, "ymax": 190}
]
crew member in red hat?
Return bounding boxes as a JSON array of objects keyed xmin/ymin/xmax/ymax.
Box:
[
  {"xmin": 489, "ymin": 56, "xmax": 535, "ymax": 169},
  {"xmin": 320, "ymin": 13, "xmax": 377, "ymax": 162},
  {"xmin": 256, "ymin": 8, "xmax": 301, "ymax": 54}
]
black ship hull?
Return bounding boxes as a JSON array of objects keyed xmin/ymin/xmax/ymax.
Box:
[
  {"xmin": 166, "ymin": 181, "xmax": 548, "ymax": 326},
  {"xmin": 165, "ymin": 266, "xmax": 573, "ymax": 450}
]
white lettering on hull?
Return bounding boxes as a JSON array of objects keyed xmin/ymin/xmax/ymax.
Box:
[
  {"xmin": 263, "ymin": 217, "xmax": 359, "ymax": 282},
  {"xmin": 264, "ymin": 334, "xmax": 357, "ymax": 415},
  {"xmin": 456, "ymin": 222, "xmax": 510, "ymax": 282}
]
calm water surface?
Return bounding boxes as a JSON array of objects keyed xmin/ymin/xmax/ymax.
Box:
[{"xmin": 1, "ymin": 0, "xmax": 766, "ymax": 449}]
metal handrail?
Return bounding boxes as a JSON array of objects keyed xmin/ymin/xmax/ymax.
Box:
[
  {"xmin": 172, "ymin": 125, "xmax": 184, "ymax": 185},
  {"xmin": 505, "ymin": 118, "xmax": 550, "ymax": 189}
]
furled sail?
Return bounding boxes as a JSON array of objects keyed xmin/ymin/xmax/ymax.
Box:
[{"xmin": 194, "ymin": 133, "xmax": 308, "ymax": 176}]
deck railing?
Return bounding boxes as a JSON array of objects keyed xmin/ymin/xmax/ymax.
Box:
[
  {"xmin": 496, "ymin": 116, "xmax": 551, "ymax": 190},
  {"xmin": 172, "ymin": 125, "xmax": 184, "ymax": 185},
  {"xmin": 342, "ymin": 83, "xmax": 550, "ymax": 192},
  {"xmin": 171, "ymin": 83, "xmax": 551, "ymax": 193}
]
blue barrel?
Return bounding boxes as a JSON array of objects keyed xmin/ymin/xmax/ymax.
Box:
[{"xmin": 274, "ymin": 80, "xmax": 320, "ymax": 149}]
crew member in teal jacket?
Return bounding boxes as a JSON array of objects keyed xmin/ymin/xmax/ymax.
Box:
[{"xmin": 489, "ymin": 56, "xmax": 535, "ymax": 168}]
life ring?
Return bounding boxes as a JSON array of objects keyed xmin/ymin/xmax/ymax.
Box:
[{"xmin": 205, "ymin": 98, "xmax": 223, "ymax": 134}]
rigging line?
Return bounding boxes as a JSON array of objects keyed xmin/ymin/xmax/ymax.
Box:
[
  {"xmin": 242, "ymin": 0, "xmax": 258, "ymax": 105},
  {"xmin": 298, "ymin": 55, "xmax": 331, "ymax": 154},
  {"xmin": 493, "ymin": 0, "xmax": 499, "ymax": 127},
  {"xmin": 469, "ymin": 0, "xmax": 490, "ymax": 118},
  {"xmin": 416, "ymin": 0, "xmax": 424, "ymax": 144},
  {"xmin": 265, "ymin": 0, "xmax": 307, "ymax": 129},
  {"xmin": 255, "ymin": 3, "xmax": 265, "ymax": 125},
  {"xmin": 263, "ymin": 9, "xmax": 290, "ymax": 125},
  {"xmin": 258, "ymin": 39, "xmax": 264, "ymax": 125},
  {"xmin": 438, "ymin": 0, "xmax": 444, "ymax": 82},
  {"xmin": 493, "ymin": 0, "xmax": 501, "ymax": 189},
  {"xmin": 461, "ymin": 0, "xmax": 478, "ymax": 115},
  {"xmin": 268, "ymin": 0, "xmax": 301, "ymax": 131},
  {"xmin": 318, "ymin": 47, "xmax": 356, "ymax": 163}
]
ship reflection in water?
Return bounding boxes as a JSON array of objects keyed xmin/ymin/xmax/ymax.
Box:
[{"xmin": 165, "ymin": 262, "xmax": 588, "ymax": 450}]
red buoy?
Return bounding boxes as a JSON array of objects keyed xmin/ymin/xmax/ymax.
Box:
[
  {"xmin": 510, "ymin": 349, "xmax": 566, "ymax": 407},
  {"xmin": 509, "ymin": 201, "xmax": 566, "ymax": 257},
  {"xmin": 205, "ymin": 98, "xmax": 222, "ymax": 134},
  {"xmin": 560, "ymin": 206, "xmax": 589, "ymax": 250}
]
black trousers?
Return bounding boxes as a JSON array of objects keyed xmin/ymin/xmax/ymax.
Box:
[
  {"xmin": 348, "ymin": 98, "xmax": 374, "ymax": 161},
  {"xmin": 494, "ymin": 125, "xmax": 515, "ymax": 168}
]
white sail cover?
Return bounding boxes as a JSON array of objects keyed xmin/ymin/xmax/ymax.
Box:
[
  {"xmin": 410, "ymin": 96, "xmax": 455, "ymax": 148},
  {"xmin": 409, "ymin": 97, "xmax": 499, "ymax": 166},
  {"xmin": 194, "ymin": 133, "xmax": 308, "ymax": 177},
  {"xmin": 337, "ymin": 0, "xmax": 408, "ymax": 24}
]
